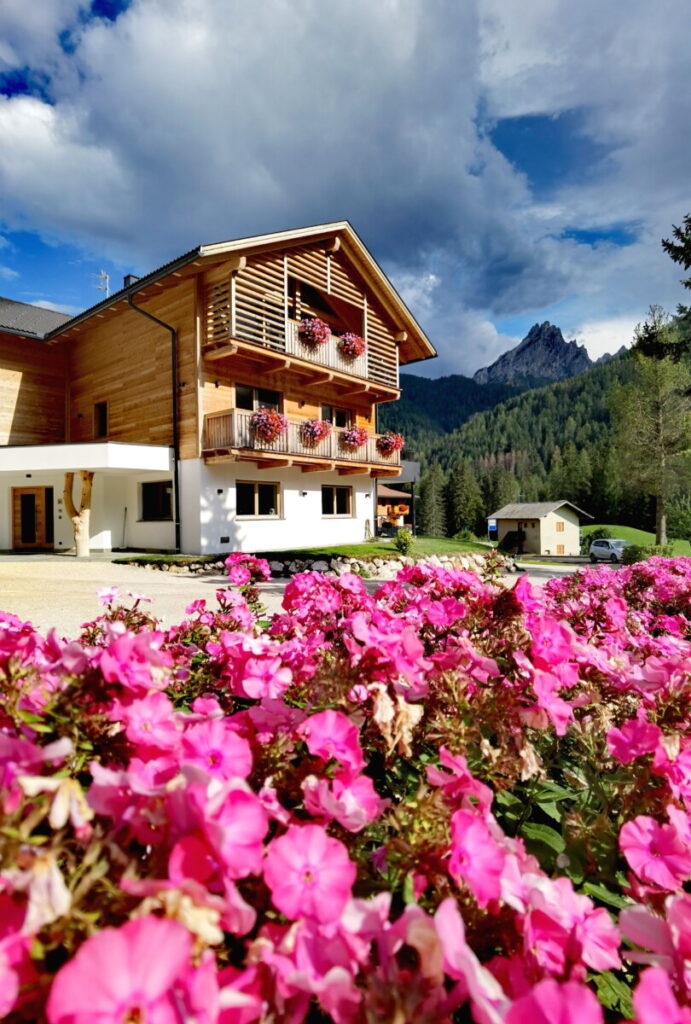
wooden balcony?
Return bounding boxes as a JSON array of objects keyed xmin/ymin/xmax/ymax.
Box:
[
  {"xmin": 284, "ymin": 320, "xmax": 370, "ymax": 381},
  {"xmin": 203, "ymin": 409, "xmax": 401, "ymax": 476}
]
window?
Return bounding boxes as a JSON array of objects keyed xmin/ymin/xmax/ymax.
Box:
[
  {"xmin": 322, "ymin": 485, "xmax": 353, "ymax": 517},
  {"xmin": 94, "ymin": 401, "xmax": 108, "ymax": 439},
  {"xmin": 289, "ymin": 276, "xmax": 363, "ymax": 334},
  {"xmin": 236, "ymin": 481, "xmax": 280, "ymax": 518},
  {"xmin": 141, "ymin": 481, "xmax": 173, "ymax": 521},
  {"xmin": 556, "ymin": 544, "xmax": 565, "ymax": 555},
  {"xmin": 321, "ymin": 405, "xmax": 350, "ymax": 428},
  {"xmin": 235, "ymin": 385, "xmax": 281, "ymax": 411},
  {"xmin": 556, "ymin": 521, "xmax": 564, "ymax": 532}
]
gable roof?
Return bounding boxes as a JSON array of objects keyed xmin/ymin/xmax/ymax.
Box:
[
  {"xmin": 0, "ymin": 297, "xmax": 71, "ymax": 339},
  {"xmin": 43, "ymin": 222, "xmax": 435, "ymax": 365},
  {"xmin": 377, "ymin": 484, "xmax": 411, "ymax": 500},
  {"xmin": 488, "ymin": 501, "xmax": 592, "ymax": 520}
]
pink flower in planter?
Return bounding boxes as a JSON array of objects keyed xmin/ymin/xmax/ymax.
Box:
[
  {"xmin": 449, "ymin": 809, "xmax": 506, "ymax": 907},
  {"xmin": 297, "ymin": 709, "xmax": 364, "ymax": 775},
  {"xmin": 620, "ymin": 814, "xmax": 691, "ymax": 890},
  {"xmin": 299, "ymin": 316, "xmax": 331, "ymax": 345},
  {"xmin": 248, "ymin": 406, "xmax": 288, "ymax": 443},
  {"xmin": 505, "ymin": 979, "xmax": 604, "ymax": 1024},
  {"xmin": 375, "ymin": 431, "xmax": 405, "ymax": 455},
  {"xmin": 181, "ymin": 719, "xmax": 253, "ymax": 780},
  {"xmin": 301, "ymin": 418, "xmax": 331, "ymax": 445},
  {"xmin": 337, "ymin": 332, "xmax": 366, "ymax": 359},
  {"xmin": 46, "ymin": 916, "xmax": 194, "ymax": 1024},
  {"xmin": 632, "ymin": 967, "xmax": 691, "ymax": 1023},
  {"xmin": 340, "ymin": 426, "xmax": 369, "ymax": 449},
  {"xmin": 264, "ymin": 823, "xmax": 356, "ymax": 923}
]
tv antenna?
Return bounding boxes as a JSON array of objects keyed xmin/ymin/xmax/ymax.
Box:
[{"xmin": 94, "ymin": 269, "xmax": 110, "ymax": 298}]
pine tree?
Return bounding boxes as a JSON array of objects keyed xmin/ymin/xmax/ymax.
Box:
[
  {"xmin": 445, "ymin": 459, "xmax": 483, "ymax": 536},
  {"xmin": 610, "ymin": 307, "xmax": 691, "ymax": 544},
  {"xmin": 417, "ymin": 464, "xmax": 447, "ymax": 537}
]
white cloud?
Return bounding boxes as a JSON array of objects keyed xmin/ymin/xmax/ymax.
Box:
[
  {"xmin": 33, "ymin": 299, "xmax": 80, "ymax": 315},
  {"xmin": 0, "ymin": 265, "xmax": 18, "ymax": 280},
  {"xmin": 567, "ymin": 316, "xmax": 637, "ymax": 361},
  {"xmin": 0, "ymin": 0, "xmax": 689, "ymax": 377}
]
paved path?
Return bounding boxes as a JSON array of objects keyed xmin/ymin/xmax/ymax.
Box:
[{"xmin": 0, "ymin": 555, "xmax": 580, "ymax": 640}]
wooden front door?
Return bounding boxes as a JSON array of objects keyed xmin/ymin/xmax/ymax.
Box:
[{"xmin": 12, "ymin": 487, "xmax": 54, "ymax": 549}]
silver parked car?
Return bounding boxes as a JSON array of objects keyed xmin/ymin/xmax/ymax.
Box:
[{"xmin": 589, "ymin": 538, "xmax": 631, "ymax": 563}]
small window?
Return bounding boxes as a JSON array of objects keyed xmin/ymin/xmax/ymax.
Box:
[
  {"xmin": 321, "ymin": 405, "xmax": 350, "ymax": 428},
  {"xmin": 556, "ymin": 521, "xmax": 564, "ymax": 532},
  {"xmin": 141, "ymin": 481, "xmax": 173, "ymax": 521},
  {"xmin": 94, "ymin": 401, "xmax": 108, "ymax": 439},
  {"xmin": 322, "ymin": 485, "xmax": 353, "ymax": 517},
  {"xmin": 556, "ymin": 544, "xmax": 565, "ymax": 555},
  {"xmin": 235, "ymin": 385, "xmax": 281, "ymax": 412},
  {"xmin": 236, "ymin": 481, "xmax": 280, "ymax": 518}
]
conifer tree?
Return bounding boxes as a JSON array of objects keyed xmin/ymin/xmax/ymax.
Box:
[
  {"xmin": 417, "ymin": 464, "xmax": 447, "ymax": 537},
  {"xmin": 445, "ymin": 459, "xmax": 483, "ymax": 536}
]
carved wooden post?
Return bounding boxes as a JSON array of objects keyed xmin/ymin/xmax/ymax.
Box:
[{"xmin": 63, "ymin": 471, "xmax": 94, "ymax": 558}]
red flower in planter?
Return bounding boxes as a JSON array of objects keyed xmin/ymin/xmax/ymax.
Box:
[
  {"xmin": 341, "ymin": 426, "xmax": 369, "ymax": 450},
  {"xmin": 376, "ymin": 431, "xmax": 405, "ymax": 455},
  {"xmin": 338, "ymin": 333, "xmax": 366, "ymax": 359},
  {"xmin": 299, "ymin": 317, "xmax": 331, "ymax": 346},
  {"xmin": 301, "ymin": 419, "xmax": 331, "ymax": 445},
  {"xmin": 249, "ymin": 406, "xmax": 288, "ymax": 443}
]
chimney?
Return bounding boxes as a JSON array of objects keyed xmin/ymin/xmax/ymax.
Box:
[{"xmin": 123, "ymin": 274, "xmax": 140, "ymax": 288}]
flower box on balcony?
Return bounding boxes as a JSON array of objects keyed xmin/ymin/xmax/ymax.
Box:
[
  {"xmin": 299, "ymin": 317, "xmax": 331, "ymax": 346},
  {"xmin": 301, "ymin": 418, "xmax": 331, "ymax": 445},
  {"xmin": 249, "ymin": 407, "xmax": 288, "ymax": 443},
  {"xmin": 376, "ymin": 431, "xmax": 405, "ymax": 456},
  {"xmin": 337, "ymin": 333, "xmax": 366, "ymax": 359},
  {"xmin": 340, "ymin": 426, "xmax": 369, "ymax": 450}
]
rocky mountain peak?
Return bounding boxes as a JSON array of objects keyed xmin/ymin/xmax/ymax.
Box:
[{"xmin": 473, "ymin": 322, "xmax": 593, "ymax": 387}]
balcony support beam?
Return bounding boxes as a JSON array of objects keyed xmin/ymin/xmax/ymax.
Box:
[{"xmin": 301, "ymin": 461, "xmax": 335, "ymax": 473}]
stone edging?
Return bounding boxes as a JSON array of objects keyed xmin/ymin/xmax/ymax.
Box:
[{"xmin": 140, "ymin": 551, "xmax": 516, "ymax": 580}]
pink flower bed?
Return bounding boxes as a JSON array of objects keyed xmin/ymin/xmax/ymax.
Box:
[{"xmin": 2, "ymin": 554, "xmax": 691, "ymax": 1021}]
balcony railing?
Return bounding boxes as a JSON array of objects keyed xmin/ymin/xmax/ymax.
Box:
[
  {"xmin": 204, "ymin": 409, "xmax": 401, "ymax": 468},
  {"xmin": 285, "ymin": 320, "xmax": 369, "ymax": 380}
]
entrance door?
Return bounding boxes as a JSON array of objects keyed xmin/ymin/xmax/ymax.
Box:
[{"xmin": 12, "ymin": 487, "xmax": 54, "ymax": 549}]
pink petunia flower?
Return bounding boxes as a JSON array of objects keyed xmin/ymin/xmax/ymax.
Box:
[
  {"xmin": 46, "ymin": 916, "xmax": 195, "ymax": 1024},
  {"xmin": 505, "ymin": 978, "xmax": 604, "ymax": 1023},
  {"xmin": 297, "ymin": 710, "xmax": 365, "ymax": 776},
  {"xmin": 181, "ymin": 720, "xmax": 253, "ymax": 780},
  {"xmin": 620, "ymin": 814, "xmax": 691, "ymax": 890},
  {"xmin": 607, "ymin": 716, "xmax": 662, "ymax": 763},
  {"xmin": 449, "ymin": 810, "xmax": 505, "ymax": 908},
  {"xmin": 632, "ymin": 967, "xmax": 691, "ymax": 1023},
  {"xmin": 264, "ymin": 823, "xmax": 356, "ymax": 924}
]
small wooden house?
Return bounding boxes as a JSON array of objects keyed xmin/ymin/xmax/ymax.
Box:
[
  {"xmin": 488, "ymin": 501, "xmax": 591, "ymax": 556},
  {"xmin": 0, "ymin": 223, "xmax": 436, "ymax": 554},
  {"xmin": 376, "ymin": 484, "xmax": 411, "ymax": 529}
]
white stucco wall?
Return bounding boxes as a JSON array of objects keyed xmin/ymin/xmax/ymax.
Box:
[
  {"xmin": 540, "ymin": 507, "xmax": 581, "ymax": 556},
  {"xmin": 0, "ymin": 468, "xmax": 175, "ymax": 552},
  {"xmin": 179, "ymin": 458, "xmax": 376, "ymax": 554}
]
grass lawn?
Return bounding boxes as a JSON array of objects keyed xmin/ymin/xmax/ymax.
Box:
[
  {"xmin": 113, "ymin": 535, "xmax": 490, "ymax": 567},
  {"xmin": 581, "ymin": 523, "xmax": 691, "ymax": 557}
]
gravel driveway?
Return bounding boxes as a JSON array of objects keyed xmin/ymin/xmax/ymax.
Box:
[
  {"xmin": 0, "ymin": 555, "xmax": 577, "ymax": 640},
  {"xmin": 0, "ymin": 554, "xmax": 287, "ymax": 639}
]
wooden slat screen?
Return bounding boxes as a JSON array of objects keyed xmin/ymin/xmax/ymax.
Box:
[
  {"xmin": 365, "ymin": 301, "xmax": 399, "ymax": 389},
  {"xmin": 234, "ymin": 254, "xmax": 285, "ymax": 351}
]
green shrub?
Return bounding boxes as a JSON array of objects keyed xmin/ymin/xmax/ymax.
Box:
[
  {"xmin": 453, "ymin": 528, "xmax": 476, "ymax": 543},
  {"xmin": 621, "ymin": 543, "xmax": 674, "ymax": 565},
  {"xmin": 394, "ymin": 528, "xmax": 414, "ymax": 556}
]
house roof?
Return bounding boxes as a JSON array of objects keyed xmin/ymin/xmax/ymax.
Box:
[
  {"xmin": 43, "ymin": 222, "xmax": 436, "ymax": 365},
  {"xmin": 0, "ymin": 297, "xmax": 71, "ymax": 339},
  {"xmin": 488, "ymin": 501, "xmax": 592, "ymax": 520},
  {"xmin": 377, "ymin": 484, "xmax": 411, "ymax": 500}
]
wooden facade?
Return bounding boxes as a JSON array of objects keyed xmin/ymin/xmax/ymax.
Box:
[{"xmin": 0, "ymin": 224, "xmax": 435, "ymax": 553}]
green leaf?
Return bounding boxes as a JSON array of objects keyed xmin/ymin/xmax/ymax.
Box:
[
  {"xmin": 532, "ymin": 781, "xmax": 576, "ymax": 802},
  {"xmin": 520, "ymin": 822, "xmax": 565, "ymax": 853},
  {"xmin": 582, "ymin": 882, "xmax": 632, "ymax": 910},
  {"xmin": 536, "ymin": 800, "xmax": 562, "ymax": 822},
  {"xmin": 402, "ymin": 873, "xmax": 417, "ymax": 905},
  {"xmin": 591, "ymin": 971, "xmax": 634, "ymax": 1018}
]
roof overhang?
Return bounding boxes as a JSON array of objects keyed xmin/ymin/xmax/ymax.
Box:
[
  {"xmin": 45, "ymin": 222, "xmax": 436, "ymax": 365},
  {"xmin": 0, "ymin": 443, "xmax": 173, "ymax": 474}
]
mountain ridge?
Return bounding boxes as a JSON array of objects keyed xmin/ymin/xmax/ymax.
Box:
[{"xmin": 473, "ymin": 321, "xmax": 593, "ymax": 387}]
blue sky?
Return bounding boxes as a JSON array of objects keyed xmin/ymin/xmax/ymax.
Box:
[{"xmin": 0, "ymin": 0, "xmax": 689, "ymax": 376}]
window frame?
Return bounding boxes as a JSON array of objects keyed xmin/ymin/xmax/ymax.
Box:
[
  {"xmin": 321, "ymin": 404, "xmax": 351, "ymax": 428},
  {"xmin": 321, "ymin": 484, "xmax": 354, "ymax": 518},
  {"xmin": 140, "ymin": 480, "xmax": 173, "ymax": 522},
  {"xmin": 556, "ymin": 520, "xmax": 565, "ymax": 533},
  {"xmin": 236, "ymin": 480, "xmax": 281, "ymax": 519},
  {"xmin": 234, "ymin": 384, "xmax": 282, "ymax": 413}
]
